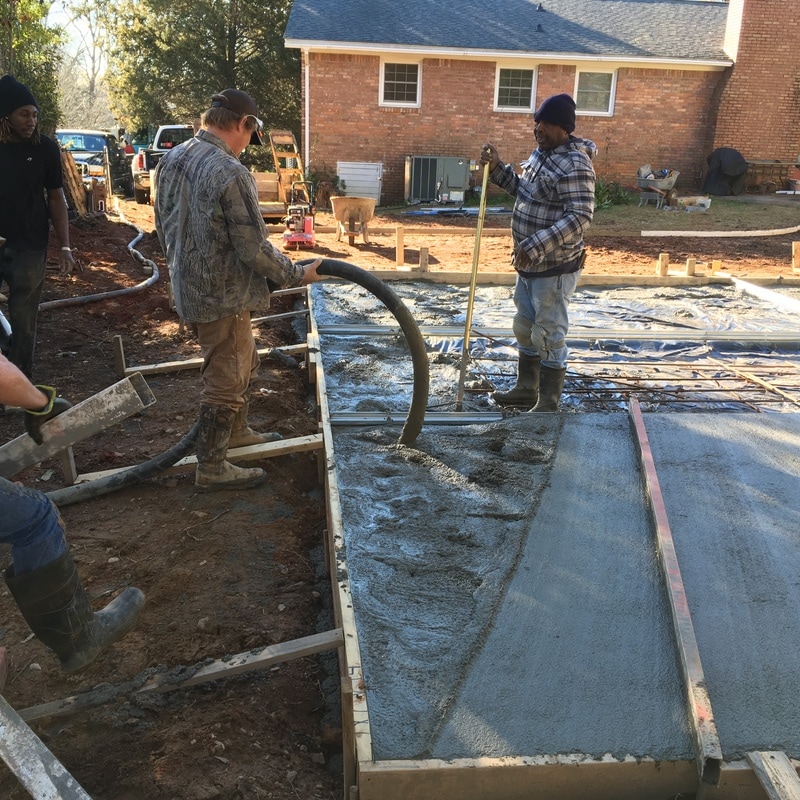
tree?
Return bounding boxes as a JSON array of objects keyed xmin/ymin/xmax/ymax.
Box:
[
  {"xmin": 100, "ymin": 0, "xmax": 300, "ymax": 143},
  {"xmin": 1, "ymin": 0, "xmax": 64, "ymax": 134},
  {"xmin": 57, "ymin": 0, "xmax": 117, "ymax": 129}
]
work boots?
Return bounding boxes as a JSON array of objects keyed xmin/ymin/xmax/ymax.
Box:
[
  {"xmin": 195, "ymin": 404, "xmax": 266, "ymax": 492},
  {"xmin": 531, "ymin": 366, "xmax": 567, "ymax": 412},
  {"xmin": 5, "ymin": 552, "xmax": 145, "ymax": 673},
  {"xmin": 492, "ymin": 353, "xmax": 541, "ymax": 407},
  {"xmin": 228, "ymin": 397, "xmax": 283, "ymax": 449}
]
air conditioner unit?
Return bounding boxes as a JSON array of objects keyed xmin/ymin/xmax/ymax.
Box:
[{"xmin": 405, "ymin": 156, "xmax": 471, "ymax": 204}]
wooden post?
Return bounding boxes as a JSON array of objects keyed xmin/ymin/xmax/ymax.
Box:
[
  {"xmin": 60, "ymin": 152, "xmax": 89, "ymax": 217},
  {"xmin": 685, "ymin": 257, "xmax": 696, "ymax": 276},
  {"xmin": 711, "ymin": 259, "xmax": 722, "ymax": 275},
  {"xmin": 792, "ymin": 242, "xmax": 799, "ymax": 273},
  {"xmin": 395, "ymin": 225, "xmax": 405, "ymax": 266},
  {"xmin": 419, "ymin": 246, "xmax": 429, "ymax": 272},
  {"xmin": 657, "ymin": 252, "xmax": 669, "ymax": 276}
]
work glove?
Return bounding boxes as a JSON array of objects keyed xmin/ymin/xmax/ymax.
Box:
[{"xmin": 24, "ymin": 385, "xmax": 72, "ymax": 445}]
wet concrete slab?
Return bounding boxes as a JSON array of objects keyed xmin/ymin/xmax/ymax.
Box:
[{"xmin": 333, "ymin": 413, "xmax": 800, "ymax": 764}]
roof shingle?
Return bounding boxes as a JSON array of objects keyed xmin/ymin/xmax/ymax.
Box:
[{"xmin": 285, "ymin": 0, "xmax": 731, "ymax": 62}]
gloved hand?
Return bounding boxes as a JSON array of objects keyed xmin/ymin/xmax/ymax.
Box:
[
  {"xmin": 479, "ymin": 143, "xmax": 501, "ymax": 172},
  {"xmin": 24, "ymin": 385, "xmax": 72, "ymax": 445}
]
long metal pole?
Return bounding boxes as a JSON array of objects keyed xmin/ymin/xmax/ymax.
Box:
[{"xmin": 455, "ymin": 162, "xmax": 491, "ymax": 409}]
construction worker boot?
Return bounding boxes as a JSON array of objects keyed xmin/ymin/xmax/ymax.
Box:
[
  {"xmin": 493, "ymin": 353, "xmax": 541, "ymax": 407},
  {"xmin": 5, "ymin": 552, "xmax": 145, "ymax": 673},
  {"xmin": 531, "ymin": 366, "xmax": 567, "ymax": 412},
  {"xmin": 228, "ymin": 398, "xmax": 283, "ymax": 448},
  {"xmin": 195, "ymin": 404, "xmax": 266, "ymax": 492}
]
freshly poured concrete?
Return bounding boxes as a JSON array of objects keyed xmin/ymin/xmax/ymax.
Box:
[
  {"xmin": 313, "ymin": 279, "xmax": 800, "ymax": 773},
  {"xmin": 333, "ymin": 413, "xmax": 800, "ymax": 764},
  {"xmin": 645, "ymin": 413, "xmax": 800, "ymax": 759}
]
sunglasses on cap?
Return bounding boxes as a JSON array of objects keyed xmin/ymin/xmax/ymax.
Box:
[
  {"xmin": 242, "ymin": 114, "xmax": 264, "ymax": 145},
  {"xmin": 243, "ymin": 114, "xmax": 264, "ymax": 131}
]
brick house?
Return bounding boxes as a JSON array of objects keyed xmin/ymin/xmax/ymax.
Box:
[{"xmin": 284, "ymin": 0, "xmax": 800, "ymax": 205}]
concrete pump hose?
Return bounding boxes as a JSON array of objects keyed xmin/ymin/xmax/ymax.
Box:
[
  {"xmin": 312, "ymin": 258, "xmax": 429, "ymax": 445},
  {"xmin": 46, "ymin": 420, "xmax": 200, "ymax": 507}
]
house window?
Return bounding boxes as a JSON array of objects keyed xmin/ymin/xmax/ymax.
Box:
[
  {"xmin": 381, "ymin": 62, "xmax": 420, "ymax": 107},
  {"xmin": 575, "ymin": 71, "xmax": 616, "ymax": 115},
  {"xmin": 496, "ymin": 68, "xmax": 536, "ymax": 111}
]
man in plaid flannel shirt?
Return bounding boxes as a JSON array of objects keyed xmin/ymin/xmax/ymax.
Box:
[{"xmin": 480, "ymin": 93, "xmax": 596, "ymax": 411}]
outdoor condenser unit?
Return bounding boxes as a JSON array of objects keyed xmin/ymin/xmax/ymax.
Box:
[{"xmin": 405, "ymin": 155, "xmax": 471, "ymax": 204}]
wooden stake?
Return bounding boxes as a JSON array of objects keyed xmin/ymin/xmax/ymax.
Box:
[
  {"xmin": 657, "ymin": 252, "xmax": 669, "ymax": 276},
  {"xmin": 395, "ymin": 226, "xmax": 405, "ymax": 266},
  {"xmin": 792, "ymin": 242, "xmax": 799, "ymax": 273},
  {"xmin": 419, "ymin": 247, "xmax": 429, "ymax": 272},
  {"xmin": 685, "ymin": 257, "xmax": 696, "ymax": 276},
  {"xmin": 711, "ymin": 259, "xmax": 722, "ymax": 275}
]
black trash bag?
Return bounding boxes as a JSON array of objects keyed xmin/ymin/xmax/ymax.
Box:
[{"xmin": 703, "ymin": 147, "xmax": 748, "ymax": 196}]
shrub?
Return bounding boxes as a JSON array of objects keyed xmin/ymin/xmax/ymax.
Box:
[{"xmin": 595, "ymin": 177, "xmax": 635, "ymax": 209}]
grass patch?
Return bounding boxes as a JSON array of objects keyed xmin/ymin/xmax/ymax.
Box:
[{"xmin": 591, "ymin": 197, "xmax": 800, "ymax": 236}]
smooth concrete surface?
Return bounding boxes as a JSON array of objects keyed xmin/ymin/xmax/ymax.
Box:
[
  {"xmin": 645, "ymin": 413, "xmax": 800, "ymax": 760},
  {"xmin": 334, "ymin": 413, "xmax": 800, "ymax": 765}
]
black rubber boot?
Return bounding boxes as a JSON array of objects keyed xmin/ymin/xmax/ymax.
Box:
[
  {"xmin": 195, "ymin": 404, "xmax": 266, "ymax": 491},
  {"xmin": 5, "ymin": 553, "xmax": 145, "ymax": 673},
  {"xmin": 531, "ymin": 366, "xmax": 567, "ymax": 412},
  {"xmin": 493, "ymin": 353, "xmax": 541, "ymax": 407},
  {"xmin": 228, "ymin": 396, "xmax": 283, "ymax": 448}
]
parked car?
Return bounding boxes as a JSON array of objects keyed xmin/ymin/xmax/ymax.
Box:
[
  {"xmin": 55, "ymin": 129, "xmax": 133, "ymax": 197},
  {"xmin": 130, "ymin": 124, "xmax": 194, "ymax": 204}
]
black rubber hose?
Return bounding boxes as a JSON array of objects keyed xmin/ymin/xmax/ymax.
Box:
[
  {"xmin": 46, "ymin": 421, "xmax": 200, "ymax": 507},
  {"xmin": 313, "ymin": 258, "xmax": 429, "ymax": 445},
  {"xmin": 45, "ymin": 257, "xmax": 427, "ymax": 506}
]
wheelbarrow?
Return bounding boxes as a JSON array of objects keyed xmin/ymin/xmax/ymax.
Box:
[
  {"xmin": 637, "ymin": 165, "xmax": 679, "ymax": 208},
  {"xmin": 330, "ymin": 196, "xmax": 377, "ymax": 245}
]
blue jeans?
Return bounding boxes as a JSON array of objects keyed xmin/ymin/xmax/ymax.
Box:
[
  {"xmin": 0, "ymin": 476, "xmax": 67, "ymax": 575},
  {"xmin": 512, "ymin": 271, "xmax": 579, "ymax": 369},
  {"xmin": 0, "ymin": 245, "xmax": 47, "ymax": 379}
]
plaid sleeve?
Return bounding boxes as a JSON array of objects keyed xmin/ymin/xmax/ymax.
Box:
[{"xmin": 522, "ymin": 151, "xmax": 594, "ymax": 264}]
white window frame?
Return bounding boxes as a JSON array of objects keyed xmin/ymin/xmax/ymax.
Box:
[
  {"xmin": 494, "ymin": 65, "xmax": 537, "ymax": 113},
  {"xmin": 574, "ymin": 69, "xmax": 617, "ymax": 117},
  {"xmin": 380, "ymin": 59, "xmax": 422, "ymax": 108}
]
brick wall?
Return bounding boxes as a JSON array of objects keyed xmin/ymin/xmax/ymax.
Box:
[
  {"xmin": 302, "ymin": 1, "xmax": 800, "ymax": 206},
  {"xmin": 711, "ymin": 0, "xmax": 800, "ymax": 162},
  {"xmin": 304, "ymin": 54, "xmax": 723, "ymax": 204}
]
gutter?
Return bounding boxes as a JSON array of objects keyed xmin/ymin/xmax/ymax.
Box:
[{"xmin": 284, "ymin": 40, "xmax": 732, "ymax": 69}]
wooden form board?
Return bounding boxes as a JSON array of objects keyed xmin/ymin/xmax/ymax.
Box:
[
  {"xmin": 306, "ymin": 289, "xmax": 374, "ymax": 796},
  {"xmin": 355, "ymin": 756, "xmax": 797, "ymax": 800}
]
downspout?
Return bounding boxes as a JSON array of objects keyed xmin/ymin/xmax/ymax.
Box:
[{"xmin": 303, "ymin": 47, "xmax": 310, "ymax": 173}]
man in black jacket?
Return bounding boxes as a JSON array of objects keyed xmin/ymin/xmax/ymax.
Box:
[{"xmin": 0, "ymin": 74, "xmax": 75, "ymax": 378}]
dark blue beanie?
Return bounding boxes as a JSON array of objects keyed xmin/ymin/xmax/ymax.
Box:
[
  {"xmin": 534, "ymin": 93, "xmax": 576, "ymax": 133},
  {"xmin": 0, "ymin": 74, "xmax": 38, "ymax": 117}
]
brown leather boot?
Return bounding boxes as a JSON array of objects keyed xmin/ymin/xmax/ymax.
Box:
[
  {"xmin": 195, "ymin": 404, "xmax": 266, "ymax": 491},
  {"xmin": 493, "ymin": 353, "xmax": 541, "ymax": 407},
  {"xmin": 228, "ymin": 397, "xmax": 283, "ymax": 448},
  {"xmin": 531, "ymin": 366, "xmax": 567, "ymax": 412}
]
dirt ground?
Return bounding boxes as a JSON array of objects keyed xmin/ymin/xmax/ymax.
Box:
[{"xmin": 0, "ymin": 195, "xmax": 796, "ymax": 799}]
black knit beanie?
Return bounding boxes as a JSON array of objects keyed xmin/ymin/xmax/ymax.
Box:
[
  {"xmin": 0, "ymin": 74, "xmax": 38, "ymax": 117},
  {"xmin": 533, "ymin": 93, "xmax": 576, "ymax": 133}
]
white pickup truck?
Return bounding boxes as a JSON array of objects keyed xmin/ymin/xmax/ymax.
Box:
[{"xmin": 130, "ymin": 124, "xmax": 194, "ymax": 204}]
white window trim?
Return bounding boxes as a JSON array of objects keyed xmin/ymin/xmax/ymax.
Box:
[
  {"xmin": 494, "ymin": 65, "xmax": 537, "ymax": 113},
  {"xmin": 379, "ymin": 59, "xmax": 422, "ymax": 108},
  {"xmin": 573, "ymin": 69, "xmax": 617, "ymax": 117}
]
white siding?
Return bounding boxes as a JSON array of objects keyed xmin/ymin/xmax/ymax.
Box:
[{"xmin": 336, "ymin": 161, "xmax": 383, "ymax": 203}]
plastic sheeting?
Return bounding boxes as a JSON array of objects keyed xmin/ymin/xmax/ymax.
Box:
[{"xmin": 309, "ymin": 281, "xmax": 800, "ymax": 414}]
